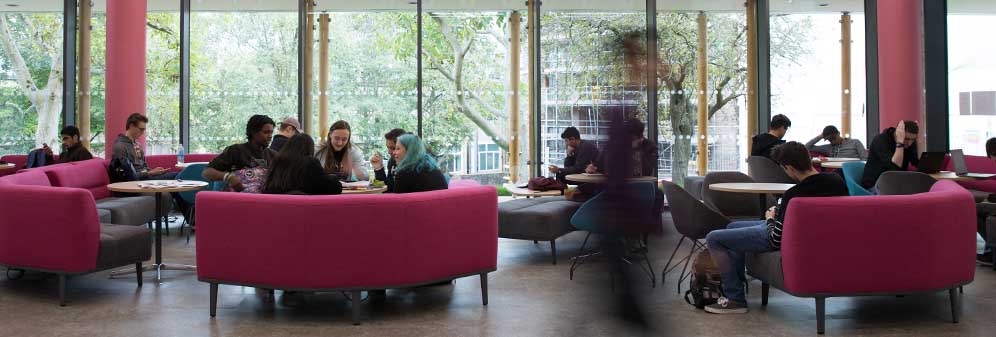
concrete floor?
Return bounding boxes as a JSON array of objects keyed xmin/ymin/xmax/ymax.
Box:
[{"xmin": 1, "ymin": 212, "xmax": 994, "ymax": 337}]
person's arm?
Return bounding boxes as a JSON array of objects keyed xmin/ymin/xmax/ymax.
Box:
[
  {"xmin": 393, "ymin": 170, "xmax": 411, "ymax": 193},
  {"xmin": 805, "ymin": 135, "xmax": 822, "ymax": 149},
  {"xmin": 350, "ymin": 147, "xmax": 369, "ymax": 181},
  {"xmin": 304, "ymin": 159, "xmax": 342, "ymax": 195},
  {"xmin": 853, "ymin": 140, "xmax": 868, "ymax": 160},
  {"xmin": 564, "ymin": 143, "xmax": 596, "ymax": 175},
  {"xmin": 806, "ymin": 135, "xmax": 832, "ymax": 155},
  {"xmin": 202, "ymin": 148, "xmax": 245, "ymax": 191}
]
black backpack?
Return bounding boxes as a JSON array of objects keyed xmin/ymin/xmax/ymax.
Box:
[
  {"xmin": 684, "ymin": 249, "xmax": 725, "ymax": 309},
  {"xmin": 108, "ymin": 157, "xmax": 139, "ymax": 183}
]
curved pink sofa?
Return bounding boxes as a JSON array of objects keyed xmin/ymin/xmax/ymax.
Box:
[
  {"xmin": 943, "ymin": 154, "xmax": 996, "ymax": 193},
  {"xmin": 195, "ymin": 184, "xmax": 498, "ymax": 324},
  {"xmin": 747, "ymin": 180, "xmax": 975, "ymax": 334},
  {"xmin": 0, "ymin": 153, "xmax": 217, "ymax": 177}
]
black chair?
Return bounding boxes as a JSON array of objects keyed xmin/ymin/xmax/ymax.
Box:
[{"xmin": 661, "ymin": 181, "xmax": 731, "ymax": 293}]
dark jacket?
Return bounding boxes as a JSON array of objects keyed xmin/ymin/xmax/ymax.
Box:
[
  {"xmin": 57, "ymin": 144, "xmax": 94, "ymax": 164},
  {"xmin": 269, "ymin": 134, "xmax": 290, "ymax": 152},
  {"xmin": 751, "ymin": 133, "xmax": 785, "ymax": 158},
  {"xmin": 557, "ymin": 140, "xmax": 599, "ymax": 181},
  {"xmin": 861, "ymin": 127, "xmax": 919, "ymax": 189},
  {"xmin": 262, "ymin": 157, "xmax": 342, "ymax": 195},
  {"xmin": 394, "ymin": 168, "xmax": 448, "ymax": 194},
  {"xmin": 111, "ymin": 134, "xmax": 151, "ymax": 178},
  {"xmin": 208, "ymin": 142, "xmax": 277, "ymax": 173},
  {"xmin": 373, "ymin": 157, "xmax": 398, "ymax": 193}
]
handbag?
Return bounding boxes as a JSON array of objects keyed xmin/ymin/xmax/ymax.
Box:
[
  {"xmin": 527, "ymin": 176, "xmax": 564, "ymax": 191},
  {"xmin": 224, "ymin": 166, "xmax": 268, "ymax": 194}
]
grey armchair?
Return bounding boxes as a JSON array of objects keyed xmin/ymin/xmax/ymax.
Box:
[
  {"xmin": 875, "ymin": 171, "xmax": 937, "ymax": 195},
  {"xmin": 747, "ymin": 156, "xmax": 795, "ymax": 184},
  {"xmin": 702, "ymin": 171, "xmax": 763, "ymax": 220},
  {"xmin": 662, "ymin": 181, "xmax": 731, "ymax": 293}
]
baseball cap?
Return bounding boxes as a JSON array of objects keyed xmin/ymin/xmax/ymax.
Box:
[{"xmin": 279, "ymin": 117, "xmax": 301, "ymax": 132}]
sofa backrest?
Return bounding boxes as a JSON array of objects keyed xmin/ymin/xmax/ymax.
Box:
[
  {"xmin": 44, "ymin": 159, "xmax": 112, "ymax": 200},
  {"xmin": 195, "ymin": 186, "xmax": 498, "ymax": 289},
  {"xmin": 147, "ymin": 153, "xmax": 219, "ymax": 173},
  {"xmin": 0, "ymin": 155, "xmax": 28, "ymax": 169},
  {"xmin": 779, "ymin": 180, "xmax": 975, "ymax": 295},
  {"xmin": 0, "ymin": 170, "xmax": 52, "ymax": 187},
  {"xmin": 0, "ymin": 184, "xmax": 100, "ymax": 273}
]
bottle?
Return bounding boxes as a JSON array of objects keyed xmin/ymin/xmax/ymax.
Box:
[{"xmin": 177, "ymin": 144, "xmax": 185, "ymax": 164}]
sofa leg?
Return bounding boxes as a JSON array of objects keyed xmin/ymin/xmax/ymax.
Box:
[
  {"xmin": 816, "ymin": 297, "xmax": 826, "ymax": 335},
  {"xmin": 950, "ymin": 288, "xmax": 960, "ymax": 323},
  {"xmin": 136, "ymin": 263, "xmax": 143, "ymax": 287},
  {"xmin": 58, "ymin": 274, "xmax": 67, "ymax": 307},
  {"xmin": 209, "ymin": 283, "xmax": 218, "ymax": 317},
  {"xmin": 959, "ymin": 286, "xmax": 963, "ymax": 294},
  {"xmin": 351, "ymin": 290, "xmax": 362, "ymax": 325},
  {"xmin": 550, "ymin": 240, "xmax": 557, "ymax": 265},
  {"xmin": 480, "ymin": 272, "xmax": 489, "ymax": 306},
  {"xmin": 761, "ymin": 283, "xmax": 769, "ymax": 306}
]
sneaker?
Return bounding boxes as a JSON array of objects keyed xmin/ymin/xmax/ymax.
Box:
[
  {"xmin": 704, "ymin": 297, "xmax": 748, "ymax": 314},
  {"xmin": 977, "ymin": 253, "xmax": 993, "ymax": 266}
]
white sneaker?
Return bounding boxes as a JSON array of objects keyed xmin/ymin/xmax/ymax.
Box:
[{"xmin": 704, "ymin": 297, "xmax": 748, "ymax": 314}]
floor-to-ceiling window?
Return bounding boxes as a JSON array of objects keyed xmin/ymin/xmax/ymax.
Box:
[
  {"xmin": 948, "ymin": 1, "xmax": 996, "ymax": 156},
  {"xmin": 0, "ymin": 1, "xmax": 64, "ymax": 156},
  {"xmin": 189, "ymin": 1, "xmax": 297, "ymax": 153},
  {"xmin": 770, "ymin": 3, "xmax": 867, "ymax": 151}
]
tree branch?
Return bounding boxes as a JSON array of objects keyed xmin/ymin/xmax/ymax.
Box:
[{"xmin": 0, "ymin": 16, "xmax": 39, "ymax": 93}]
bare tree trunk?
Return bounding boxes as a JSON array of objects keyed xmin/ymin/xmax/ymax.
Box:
[
  {"xmin": 0, "ymin": 15, "xmax": 63, "ymax": 148},
  {"xmin": 668, "ymin": 89, "xmax": 694, "ymax": 187}
]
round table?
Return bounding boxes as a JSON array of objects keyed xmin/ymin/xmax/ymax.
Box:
[
  {"xmin": 818, "ymin": 160, "xmax": 864, "ymax": 169},
  {"xmin": 929, "ymin": 171, "xmax": 992, "ymax": 182},
  {"xmin": 107, "ymin": 180, "xmax": 208, "ymax": 282},
  {"xmin": 709, "ymin": 183, "xmax": 795, "ymax": 220},
  {"xmin": 502, "ymin": 183, "xmax": 563, "ymax": 198},
  {"xmin": 341, "ymin": 186, "xmax": 388, "ymax": 194},
  {"xmin": 565, "ymin": 173, "xmax": 658, "ymax": 184},
  {"xmin": 175, "ymin": 162, "xmax": 209, "ymax": 169}
]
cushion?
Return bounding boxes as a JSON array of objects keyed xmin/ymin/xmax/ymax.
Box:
[
  {"xmin": 95, "ymin": 224, "xmax": 152, "ymax": 269},
  {"xmin": 95, "ymin": 197, "xmax": 157, "ymax": 227},
  {"xmin": 0, "ymin": 170, "xmax": 52, "ymax": 186},
  {"xmin": 498, "ymin": 197, "xmax": 581, "ymax": 240},
  {"xmin": 747, "ymin": 251, "xmax": 785, "ymax": 291},
  {"xmin": 47, "ymin": 159, "xmax": 111, "ymax": 199},
  {"xmin": 97, "ymin": 209, "xmax": 113, "ymax": 224}
]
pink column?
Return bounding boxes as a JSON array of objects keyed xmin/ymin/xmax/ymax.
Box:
[
  {"xmin": 877, "ymin": 0, "xmax": 923, "ymax": 132},
  {"xmin": 104, "ymin": 0, "xmax": 147, "ymax": 157}
]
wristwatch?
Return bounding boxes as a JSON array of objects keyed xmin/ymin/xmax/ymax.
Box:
[{"xmin": 895, "ymin": 143, "xmax": 904, "ymax": 148}]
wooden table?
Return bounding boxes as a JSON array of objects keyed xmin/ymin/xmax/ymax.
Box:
[
  {"xmin": 709, "ymin": 183, "xmax": 795, "ymax": 220},
  {"xmin": 503, "ymin": 183, "xmax": 563, "ymax": 198},
  {"xmin": 929, "ymin": 171, "xmax": 994, "ymax": 182},
  {"xmin": 818, "ymin": 160, "xmax": 864, "ymax": 169},
  {"xmin": 175, "ymin": 162, "xmax": 209, "ymax": 169},
  {"xmin": 565, "ymin": 173, "xmax": 658, "ymax": 184},
  {"xmin": 341, "ymin": 186, "xmax": 388, "ymax": 194},
  {"xmin": 107, "ymin": 180, "xmax": 208, "ymax": 282}
]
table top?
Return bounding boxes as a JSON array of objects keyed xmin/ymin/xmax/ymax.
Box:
[
  {"xmin": 341, "ymin": 186, "xmax": 388, "ymax": 194},
  {"xmin": 565, "ymin": 173, "xmax": 658, "ymax": 184},
  {"xmin": 929, "ymin": 171, "xmax": 994, "ymax": 182},
  {"xmin": 175, "ymin": 162, "xmax": 209, "ymax": 169},
  {"xmin": 819, "ymin": 160, "xmax": 864, "ymax": 169},
  {"xmin": 812, "ymin": 157, "xmax": 861, "ymax": 163},
  {"xmin": 107, "ymin": 180, "xmax": 209, "ymax": 193},
  {"xmin": 709, "ymin": 182, "xmax": 795, "ymax": 194},
  {"xmin": 502, "ymin": 183, "xmax": 563, "ymax": 197},
  {"xmin": 0, "ymin": 163, "xmax": 14, "ymax": 169}
]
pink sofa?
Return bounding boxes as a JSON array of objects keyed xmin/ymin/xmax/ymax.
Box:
[
  {"xmin": 0, "ymin": 183, "xmax": 151, "ymax": 305},
  {"xmin": 747, "ymin": 180, "xmax": 975, "ymax": 334},
  {"xmin": 195, "ymin": 185, "xmax": 498, "ymax": 324},
  {"xmin": 0, "ymin": 153, "xmax": 217, "ymax": 177},
  {"xmin": 944, "ymin": 154, "xmax": 996, "ymax": 193}
]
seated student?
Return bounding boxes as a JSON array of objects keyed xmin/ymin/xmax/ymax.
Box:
[
  {"xmin": 586, "ymin": 119, "xmax": 657, "ymax": 177},
  {"xmin": 371, "ymin": 128, "xmax": 407, "ymax": 193},
  {"xmin": 805, "ymin": 125, "xmax": 867, "ymax": 160},
  {"xmin": 112, "ymin": 113, "xmax": 174, "ymax": 180},
  {"xmin": 392, "ymin": 134, "xmax": 448, "ymax": 193},
  {"xmin": 975, "ymin": 137, "xmax": 996, "ymax": 265},
  {"xmin": 751, "ymin": 114, "xmax": 791, "ymax": 158},
  {"xmin": 316, "ymin": 120, "xmax": 369, "ymax": 181},
  {"xmin": 549, "ymin": 127, "xmax": 598, "ymax": 182},
  {"xmin": 203, "ymin": 115, "xmax": 278, "ymax": 192},
  {"xmin": 269, "ymin": 117, "xmax": 300, "ymax": 152},
  {"xmin": 263, "ymin": 134, "xmax": 341, "ymax": 195},
  {"xmin": 704, "ymin": 141, "xmax": 849, "ymax": 314},
  {"xmin": 34, "ymin": 125, "xmax": 94, "ymax": 166},
  {"xmin": 861, "ymin": 120, "xmax": 922, "ymax": 191}
]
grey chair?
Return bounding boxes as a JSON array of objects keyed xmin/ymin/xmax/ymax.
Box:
[
  {"xmin": 683, "ymin": 176, "xmax": 705, "ymax": 200},
  {"xmin": 875, "ymin": 171, "xmax": 937, "ymax": 195},
  {"xmin": 702, "ymin": 171, "xmax": 763, "ymax": 220},
  {"xmin": 662, "ymin": 181, "xmax": 731, "ymax": 293},
  {"xmin": 747, "ymin": 156, "xmax": 795, "ymax": 184}
]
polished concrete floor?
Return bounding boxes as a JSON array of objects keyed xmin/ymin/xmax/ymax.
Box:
[{"xmin": 1, "ymin": 211, "xmax": 995, "ymax": 337}]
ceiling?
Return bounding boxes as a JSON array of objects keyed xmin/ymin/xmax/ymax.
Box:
[{"xmin": 0, "ymin": 0, "xmax": 994, "ymax": 14}]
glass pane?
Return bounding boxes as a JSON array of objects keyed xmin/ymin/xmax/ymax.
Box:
[
  {"xmin": 422, "ymin": 0, "xmax": 529, "ymax": 186},
  {"xmin": 190, "ymin": 1, "xmax": 297, "ymax": 153},
  {"xmin": 948, "ymin": 1, "xmax": 996, "ymax": 155},
  {"xmin": 0, "ymin": 1, "xmax": 64, "ymax": 156}
]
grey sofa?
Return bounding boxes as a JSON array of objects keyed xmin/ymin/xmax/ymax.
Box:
[{"xmin": 498, "ymin": 196, "xmax": 582, "ymax": 264}]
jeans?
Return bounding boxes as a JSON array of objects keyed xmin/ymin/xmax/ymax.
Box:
[{"xmin": 705, "ymin": 220, "xmax": 775, "ymax": 304}]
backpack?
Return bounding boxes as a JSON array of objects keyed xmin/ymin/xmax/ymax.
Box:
[
  {"xmin": 108, "ymin": 157, "xmax": 139, "ymax": 183},
  {"xmin": 684, "ymin": 249, "xmax": 725, "ymax": 309},
  {"xmin": 527, "ymin": 176, "xmax": 564, "ymax": 191}
]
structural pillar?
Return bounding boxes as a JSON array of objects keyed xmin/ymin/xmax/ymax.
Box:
[
  {"xmin": 877, "ymin": 0, "xmax": 922, "ymax": 130},
  {"xmin": 696, "ymin": 12, "xmax": 708, "ymax": 176},
  {"xmin": 78, "ymin": 0, "xmax": 93, "ymax": 149},
  {"xmin": 302, "ymin": 1, "xmax": 315, "ymax": 136},
  {"xmin": 841, "ymin": 12, "xmax": 852, "ymax": 138},
  {"xmin": 527, "ymin": 1, "xmax": 538, "ymax": 177},
  {"xmin": 318, "ymin": 13, "xmax": 329, "ymax": 139},
  {"xmin": 745, "ymin": 0, "xmax": 758, "ymax": 155},
  {"xmin": 509, "ymin": 11, "xmax": 521, "ymax": 183},
  {"xmin": 105, "ymin": 0, "xmax": 146, "ymax": 157}
]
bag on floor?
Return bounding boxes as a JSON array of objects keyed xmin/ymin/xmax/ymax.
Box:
[{"xmin": 684, "ymin": 249, "xmax": 724, "ymax": 310}]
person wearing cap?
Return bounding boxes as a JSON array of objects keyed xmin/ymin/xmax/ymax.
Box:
[
  {"xmin": 270, "ymin": 117, "xmax": 301, "ymax": 152},
  {"xmin": 805, "ymin": 125, "xmax": 867, "ymax": 160}
]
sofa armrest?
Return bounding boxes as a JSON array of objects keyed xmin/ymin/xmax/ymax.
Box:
[{"xmin": 0, "ymin": 185, "xmax": 100, "ymax": 273}]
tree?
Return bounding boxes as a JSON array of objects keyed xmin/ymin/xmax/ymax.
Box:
[{"xmin": 0, "ymin": 14, "xmax": 62, "ymax": 151}]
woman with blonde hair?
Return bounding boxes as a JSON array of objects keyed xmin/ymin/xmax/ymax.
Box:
[{"xmin": 316, "ymin": 120, "xmax": 369, "ymax": 181}]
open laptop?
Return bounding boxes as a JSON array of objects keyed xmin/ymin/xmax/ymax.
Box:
[
  {"xmin": 916, "ymin": 152, "xmax": 946, "ymax": 174},
  {"xmin": 950, "ymin": 149, "xmax": 996, "ymax": 179}
]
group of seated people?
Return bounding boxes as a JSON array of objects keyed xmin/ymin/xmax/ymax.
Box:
[{"xmin": 548, "ymin": 118, "xmax": 658, "ymax": 183}]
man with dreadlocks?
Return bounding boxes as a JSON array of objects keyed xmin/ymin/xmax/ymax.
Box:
[{"xmin": 203, "ymin": 114, "xmax": 278, "ymax": 192}]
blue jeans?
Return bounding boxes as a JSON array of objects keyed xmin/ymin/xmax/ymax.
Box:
[{"xmin": 705, "ymin": 220, "xmax": 775, "ymax": 304}]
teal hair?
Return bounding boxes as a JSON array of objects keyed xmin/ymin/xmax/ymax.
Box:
[{"xmin": 396, "ymin": 134, "xmax": 439, "ymax": 174}]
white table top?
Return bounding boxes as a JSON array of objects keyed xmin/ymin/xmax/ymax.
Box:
[
  {"xmin": 708, "ymin": 182, "xmax": 795, "ymax": 194},
  {"xmin": 929, "ymin": 171, "xmax": 995, "ymax": 182},
  {"xmin": 819, "ymin": 160, "xmax": 864, "ymax": 169},
  {"xmin": 813, "ymin": 157, "xmax": 861, "ymax": 162},
  {"xmin": 175, "ymin": 162, "xmax": 209, "ymax": 169},
  {"xmin": 565, "ymin": 173, "xmax": 658, "ymax": 184},
  {"xmin": 502, "ymin": 183, "xmax": 563, "ymax": 197},
  {"xmin": 107, "ymin": 180, "xmax": 208, "ymax": 193}
]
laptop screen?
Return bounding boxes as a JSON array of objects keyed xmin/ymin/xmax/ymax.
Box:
[{"xmin": 951, "ymin": 149, "xmax": 968, "ymax": 175}]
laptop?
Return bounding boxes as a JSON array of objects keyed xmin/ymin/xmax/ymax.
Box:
[
  {"xmin": 916, "ymin": 152, "xmax": 946, "ymax": 174},
  {"xmin": 950, "ymin": 149, "xmax": 996, "ymax": 179}
]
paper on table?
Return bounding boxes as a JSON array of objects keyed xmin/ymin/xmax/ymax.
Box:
[{"xmin": 341, "ymin": 181, "xmax": 370, "ymax": 189}]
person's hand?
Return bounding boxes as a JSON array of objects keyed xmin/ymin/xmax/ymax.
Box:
[
  {"xmin": 585, "ymin": 164, "xmax": 598, "ymax": 174},
  {"xmin": 229, "ymin": 175, "xmax": 245, "ymax": 192},
  {"xmin": 42, "ymin": 144, "xmax": 53, "ymax": 156},
  {"xmin": 150, "ymin": 167, "xmax": 167, "ymax": 176},
  {"xmin": 566, "ymin": 146, "xmax": 576, "ymax": 157},
  {"xmin": 548, "ymin": 165, "xmax": 559, "ymax": 174},
  {"xmin": 370, "ymin": 152, "xmax": 384, "ymax": 170},
  {"xmin": 765, "ymin": 206, "xmax": 777, "ymax": 220},
  {"xmin": 894, "ymin": 120, "xmax": 906, "ymax": 144}
]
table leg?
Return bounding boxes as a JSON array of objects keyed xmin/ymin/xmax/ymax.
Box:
[
  {"xmin": 110, "ymin": 191, "xmax": 197, "ymax": 281},
  {"xmin": 759, "ymin": 194, "xmax": 767, "ymax": 220}
]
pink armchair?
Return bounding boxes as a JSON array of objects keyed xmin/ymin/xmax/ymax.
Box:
[
  {"xmin": 195, "ymin": 185, "xmax": 498, "ymax": 324},
  {"xmin": 747, "ymin": 180, "xmax": 975, "ymax": 334}
]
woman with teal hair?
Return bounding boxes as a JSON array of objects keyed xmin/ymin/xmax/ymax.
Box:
[{"xmin": 393, "ymin": 134, "xmax": 448, "ymax": 193}]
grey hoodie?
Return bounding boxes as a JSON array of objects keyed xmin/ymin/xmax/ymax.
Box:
[{"xmin": 112, "ymin": 134, "xmax": 150, "ymax": 178}]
